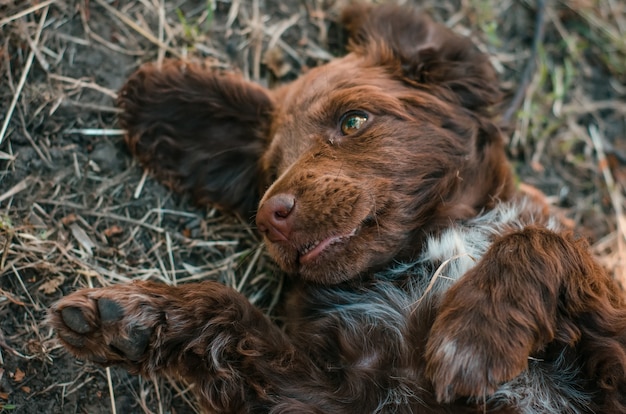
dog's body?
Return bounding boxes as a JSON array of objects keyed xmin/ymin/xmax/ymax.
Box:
[{"xmin": 51, "ymin": 4, "xmax": 626, "ymax": 413}]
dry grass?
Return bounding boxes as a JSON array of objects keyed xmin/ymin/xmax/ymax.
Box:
[{"xmin": 0, "ymin": 0, "xmax": 624, "ymax": 412}]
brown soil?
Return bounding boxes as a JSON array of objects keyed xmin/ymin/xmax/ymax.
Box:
[{"xmin": 0, "ymin": 0, "xmax": 624, "ymax": 413}]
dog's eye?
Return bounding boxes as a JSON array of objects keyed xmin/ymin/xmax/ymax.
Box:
[{"xmin": 339, "ymin": 111, "xmax": 369, "ymax": 135}]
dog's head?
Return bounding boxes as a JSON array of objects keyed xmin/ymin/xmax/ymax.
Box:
[{"xmin": 121, "ymin": 4, "xmax": 514, "ymax": 284}]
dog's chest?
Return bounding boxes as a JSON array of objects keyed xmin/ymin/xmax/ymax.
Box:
[
  {"xmin": 284, "ymin": 198, "xmax": 584, "ymax": 412},
  {"xmin": 413, "ymin": 197, "xmax": 561, "ymax": 295}
]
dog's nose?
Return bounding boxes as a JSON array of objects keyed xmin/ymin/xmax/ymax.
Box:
[{"xmin": 256, "ymin": 194, "xmax": 296, "ymax": 242}]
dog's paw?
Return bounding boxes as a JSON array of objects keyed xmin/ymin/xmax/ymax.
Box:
[
  {"xmin": 50, "ymin": 284, "xmax": 160, "ymax": 372},
  {"xmin": 424, "ymin": 302, "xmax": 532, "ymax": 403},
  {"xmin": 426, "ymin": 331, "xmax": 529, "ymax": 403}
]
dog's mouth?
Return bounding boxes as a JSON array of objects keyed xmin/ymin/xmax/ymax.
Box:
[
  {"xmin": 298, "ymin": 227, "xmax": 359, "ymax": 265},
  {"xmin": 261, "ymin": 196, "xmax": 382, "ymax": 281}
]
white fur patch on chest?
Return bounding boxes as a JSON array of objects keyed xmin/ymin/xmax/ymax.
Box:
[{"xmin": 420, "ymin": 197, "xmax": 562, "ymax": 288}]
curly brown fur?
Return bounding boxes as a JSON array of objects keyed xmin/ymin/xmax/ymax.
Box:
[{"xmin": 51, "ymin": 4, "xmax": 626, "ymax": 413}]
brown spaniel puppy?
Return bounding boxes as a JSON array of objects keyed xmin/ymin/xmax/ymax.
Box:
[{"xmin": 51, "ymin": 4, "xmax": 626, "ymax": 413}]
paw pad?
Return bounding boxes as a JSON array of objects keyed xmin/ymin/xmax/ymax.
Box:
[
  {"xmin": 110, "ymin": 327, "xmax": 152, "ymax": 361},
  {"xmin": 55, "ymin": 294, "xmax": 154, "ymax": 364},
  {"xmin": 98, "ymin": 298, "xmax": 124, "ymax": 323},
  {"xmin": 61, "ymin": 306, "xmax": 91, "ymax": 334}
]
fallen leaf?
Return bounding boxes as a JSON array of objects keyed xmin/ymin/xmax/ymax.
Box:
[
  {"xmin": 70, "ymin": 223, "xmax": 96, "ymax": 255},
  {"xmin": 12, "ymin": 368, "xmax": 25, "ymax": 382},
  {"xmin": 103, "ymin": 225, "xmax": 123, "ymax": 239},
  {"xmin": 38, "ymin": 275, "xmax": 66, "ymax": 295},
  {"xmin": 61, "ymin": 213, "xmax": 78, "ymax": 226}
]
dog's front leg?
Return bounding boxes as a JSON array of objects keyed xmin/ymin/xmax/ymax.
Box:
[
  {"xmin": 425, "ymin": 225, "xmax": 626, "ymax": 406},
  {"xmin": 50, "ymin": 280, "xmax": 318, "ymax": 413}
]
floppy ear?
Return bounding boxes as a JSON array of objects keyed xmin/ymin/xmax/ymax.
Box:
[
  {"xmin": 118, "ymin": 60, "xmax": 273, "ymax": 219},
  {"xmin": 341, "ymin": 3, "xmax": 501, "ymax": 114}
]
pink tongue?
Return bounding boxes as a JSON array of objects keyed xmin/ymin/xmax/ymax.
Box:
[{"xmin": 299, "ymin": 235, "xmax": 342, "ymax": 264}]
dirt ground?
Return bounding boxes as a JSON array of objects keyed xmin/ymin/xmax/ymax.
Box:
[{"xmin": 0, "ymin": 0, "xmax": 625, "ymax": 413}]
